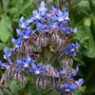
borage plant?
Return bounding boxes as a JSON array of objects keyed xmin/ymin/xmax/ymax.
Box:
[{"xmin": 0, "ymin": 1, "xmax": 84, "ymax": 95}]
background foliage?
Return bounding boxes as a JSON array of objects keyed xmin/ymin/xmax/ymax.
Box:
[{"xmin": 0, "ymin": 0, "xmax": 95, "ymax": 95}]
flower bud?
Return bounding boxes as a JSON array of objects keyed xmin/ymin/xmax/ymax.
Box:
[
  {"xmin": 36, "ymin": 36, "xmax": 49, "ymax": 47},
  {"xmin": 6, "ymin": 64, "xmax": 17, "ymax": 79},
  {"xmin": 45, "ymin": 64, "xmax": 57, "ymax": 77},
  {"xmin": 51, "ymin": 31, "xmax": 64, "ymax": 47},
  {"xmin": 14, "ymin": 73, "xmax": 27, "ymax": 87},
  {"xmin": 36, "ymin": 77, "xmax": 46, "ymax": 90}
]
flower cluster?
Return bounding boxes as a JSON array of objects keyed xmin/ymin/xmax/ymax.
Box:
[{"xmin": 0, "ymin": 1, "xmax": 83, "ymax": 94}]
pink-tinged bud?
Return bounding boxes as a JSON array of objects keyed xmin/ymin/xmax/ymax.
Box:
[
  {"xmin": 51, "ymin": 31, "xmax": 65, "ymax": 47},
  {"xmin": 45, "ymin": 64, "xmax": 57, "ymax": 77},
  {"xmin": 36, "ymin": 77, "xmax": 46, "ymax": 90},
  {"xmin": 6, "ymin": 64, "xmax": 17, "ymax": 79},
  {"xmin": 14, "ymin": 73, "xmax": 27, "ymax": 87},
  {"xmin": 36, "ymin": 36, "xmax": 49, "ymax": 47}
]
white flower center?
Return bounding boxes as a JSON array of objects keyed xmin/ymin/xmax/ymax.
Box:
[
  {"xmin": 21, "ymin": 23, "xmax": 26, "ymax": 29},
  {"xmin": 71, "ymin": 48, "xmax": 75, "ymax": 52},
  {"xmin": 58, "ymin": 17, "xmax": 63, "ymax": 22},
  {"xmin": 35, "ymin": 15, "xmax": 40, "ymax": 19},
  {"xmin": 35, "ymin": 70, "xmax": 40, "ymax": 75},
  {"xmin": 24, "ymin": 36, "xmax": 29, "ymax": 39},
  {"xmin": 65, "ymin": 16, "xmax": 69, "ymax": 20},
  {"xmin": 24, "ymin": 63, "xmax": 29, "ymax": 68},
  {"xmin": 4, "ymin": 55, "xmax": 7, "ymax": 59}
]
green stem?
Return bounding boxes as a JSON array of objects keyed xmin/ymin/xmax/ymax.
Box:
[
  {"xmin": 47, "ymin": 45, "xmax": 62, "ymax": 63},
  {"xmin": 42, "ymin": 87, "xmax": 55, "ymax": 95}
]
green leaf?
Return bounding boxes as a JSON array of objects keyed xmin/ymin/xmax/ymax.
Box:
[
  {"xmin": 9, "ymin": 80, "xmax": 20, "ymax": 95},
  {"xmin": 51, "ymin": 89, "xmax": 60, "ymax": 95},
  {"xmin": 0, "ymin": 43, "xmax": 5, "ymax": 50},
  {"xmin": 84, "ymin": 27, "xmax": 95, "ymax": 58},
  {"xmin": 9, "ymin": 7, "xmax": 18, "ymax": 16},
  {"xmin": 73, "ymin": 86, "xmax": 85, "ymax": 95},
  {"xmin": 89, "ymin": 0, "xmax": 95, "ymax": 11},
  {"xmin": 76, "ymin": 0, "xmax": 90, "ymax": 10},
  {"xmin": 2, "ymin": 0, "xmax": 10, "ymax": 12},
  {"xmin": 74, "ymin": 26, "xmax": 89, "ymax": 45},
  {"xmin": 0, "ymin": 15, "xmax": 12, "ymax": 43},
  {"xmin": 91, "ymin": 15, "xmax": 95, "ymax": 42},
  {"xmin": 75, "ymin": 25, "xmax": 95, "ymax": 58},
  {"xmin": 20, "ymin": 1, "xmax": 33, "ymax": 15},
  {"xmin": 4, "ymin": 89, "xmax": 12, "ymax": 95},
  {"xmin": 84, "ymin": 17, "xmax": 91, "ymax": 27}
]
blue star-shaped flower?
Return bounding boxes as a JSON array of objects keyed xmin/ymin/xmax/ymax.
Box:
[
  {"xmin": 19, "ymin": 16, "xmax": 28, "ymax": 29},
  {"xmin": 61, "ymin": 42, "xmax": 79, "ymax": 56},
  {"xmin": 57, "ymin": 10, "xmax": 69, "ymax": 22},
  {"xmin": 16, "ymin": 27, "xmax": 33, "ymax": 39},
  {"xmin": 69, "ymin": 66, "xmax": 79, "ymax": 78},
  {"xmin": 28, "ymin": 63, "xmax": 46, "ymax": 76},
  {"xmin": 16, "ymin": 55, "xmax": 32, "ymax": 71},
  {"xmin": 12, "ymin": 36, "xmax": 23, "ymax": 48},
  {"xmin": 58, "ymin": 83, "xmax": 77, "ymax": 92},
  {"xmin": 60, "ymin": 27, "xmax": 73, "ymax": 35},
  {"xmin": 55, "ymin": 66, "xmax": 66, "ymax": 77},
  {"xmin": 33, "ymin": 10, "xmax": 41, "ymax": 20}
]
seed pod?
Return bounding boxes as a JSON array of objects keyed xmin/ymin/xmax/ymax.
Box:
[
  {"xmin": 36, "ymin": 77, "xmax": 46, "ymax": 90},
  {"xmin": 45, "ymin": 64, "xmax": 57, "ymax": 77},
  {"xmin": 63, "ymin": 58, "xmax": 73, "ymax": 68}
]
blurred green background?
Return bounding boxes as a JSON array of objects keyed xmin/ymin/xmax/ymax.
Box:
[{"xmin": 0, "ymin": 0, "xmax": 95, "ymax": 95}]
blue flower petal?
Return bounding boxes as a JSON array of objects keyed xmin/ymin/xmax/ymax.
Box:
[
  {"xmin": 70, "ymin": 84, "xmax": 77, "ymax": 92},
  {"xmin": 51, "ymin": 6, "xmax": 57, "ymax": 13},
  {"xmin": 78, "ymin": 78, "xmax": 84, "ymax": 85},
  {"xmin": 0, "ymin": 60, "xmax": 2, "ymax": 67},
  {"xmin": 63, "ymin": 12, "xmax": 69, "ymax": 20},
  {"xmin": 19, "ymin": 16, "xmax": 27, "ymax": 29},
  {"xmin": 17, "ymin": 59, "xmax": 24, "ymax": 66},
  {"xmin": 32, "ymin": 62, "xmax": 37, "ymax": 71},
  {"xmin": 26, "ymin": 17, "xmax": 35, "ymax": 24},
  {"xmin": 38, "ymin": 65, "xmax": 45, "ymax": 71},
  {"xmin": 33, "ymin": 10, "xmax": 41, "ymax": 20},
  {"xmin": 36, "ymin": 22, "xmax": 45, "ymax": 31},
  {"xmin": 26, "ymin": 55, "xmax": 31, "ymax": 63},
  {"xmin": 16, "ymin": 29, "xmax": 24, "ymax": 36}
]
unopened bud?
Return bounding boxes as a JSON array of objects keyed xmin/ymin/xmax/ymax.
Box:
[
  {"xmin": 45, "ymin": 64, "xmax": 57, "ymax": 77},
  {"xmin": 36, "ymin": 77, "xmax": 46, "ymax": 90}
]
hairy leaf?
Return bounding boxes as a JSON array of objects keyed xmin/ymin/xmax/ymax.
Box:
[{"xmin": 0, "ymin": 15, "xmax": 12, "ymax": 43}]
